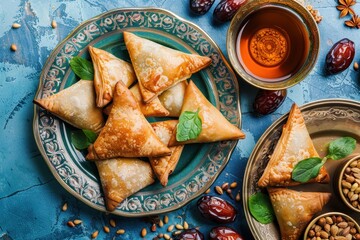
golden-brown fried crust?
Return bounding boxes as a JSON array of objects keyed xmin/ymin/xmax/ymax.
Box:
[
  {"xmin": 33, "ymin": 80, "xmax": 105, "ymax": 133},
  {"xmin": 158, "ymin": 81, "xmax": 188, "ymax": 117},
  {"xmin": 89, "ymin": 46, "xmax": 136, "ymax": 107},
  {"xmin": 268, "ymin": 187, "xmax": 331, "ymax": 240},
  {"xmin": 168, "ymin": 81, "xmax": 245, "ymax": 146},
  {"xmin": 86, "ymin": 81, "xmax": 171, "ymax": 160},
  {"xmin": 258, "ymin": 104, "xmax": 330, "ymax": 187},
  {"xmin": 123, "ymin": 32, "xmax": 212, "ymax": 102}
]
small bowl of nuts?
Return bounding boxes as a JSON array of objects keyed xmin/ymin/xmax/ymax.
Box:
[
  {"xmin": 303, "ymin": 212, "xmax": 360, "ymax": 240},
  {"xmin": 336, "ymin": 154, "xmax": 360, "ymax": 212}
]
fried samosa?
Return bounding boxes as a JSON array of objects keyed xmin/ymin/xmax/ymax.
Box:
[
  {"xmin": 89, "ymin": 46, "xmax": 136, "ymax": 107},
  {"xmin": 33, "ymin": 80, "xmax": 105, "ymax": 133},
  {"xmin": 123, "ymin": 31, "xmax": 212, "ymax": 102},
  {"xmin": 158, "ymin": 81, "xmax": 188, "ymax": 117},
  {"xmin": 96, "ymin": 158, "xmax": 155, "ymax": 211},
  {"xmin": 258, "ymin": 104, "xmax": 330, "ymax": 187},
  {"xmin": 168, "ymin": 81, "xmax": 245, "ymax": 146},
  {"xmin": 150, "ymin": 120, "xmax": 184, "ymax": 186},
  {"xmin": 268, "ymin": 187, "xmax": 331, "ymax": 240},
  {"xmin": 86, "ymin": 81, "xmax": 171, "ymax": 160}
]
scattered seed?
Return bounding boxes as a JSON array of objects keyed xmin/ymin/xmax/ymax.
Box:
[
  {"xmin": 215, "ymin": 186, "xmax": 223, "ymax": 195},
  {"xmin": 62, "ymin": 202, "xmax": 68, "ymax": 211},
  {"xmin": 221, "ymin": 182, "xmax": 229, "ymax": 190},
  {"xmin": 236, "ymin": 192, "xmax": 241, "ymax": 202},
  {"xmin": 354, "ymin": 62, "xmax": 359, "ymax": 71},
  {"xmin": 164, "ymin": 215, "xmax": 169, "ymax": 224},
  {"xmin": 73, "ymin": 219, "xmax": 82, "ymax": 225},
  {"xmin": 141, "ymin": 228, "xmax": 147, "ymax": 237},
  {"xmin": 226, "ymin": 189, "xmax": 234, "ymax": 199},
  {"xmin": 230, "ymin": 182, "xmax": 238, "ymax": 188},
  {"xmin": 103, "ymin": 225, "xmax": 110, "ymax": 233},
  {"xmin": 51, "ymin": 19, "xmax": 57, "ymax": 29},
  {"xmin": 183, "ymin": 221, "xmax": 189, "ymax": 230},
  {"xmin": 167, "ymin": 224, "xmax": 174, "ymax": 232},
  {"xmin": 158, "ymin": 233, "xmax": 164, "ymax": 238},
  {"xmin": 10, "ymin": 44, "xmax": 17, "ymax": 51},
  {"xmin": 12, "ymin": 23, "xmax": 21, "ymax": 29},
  {"xmin": 109, "ymin": 219, "xmax": 116, "ymax": 227},
  {"xmin": 151, "ymin": 223, "xmax": 157, "ymax": 232},
  {"xmin": 175, "ymin": 224, "xmax": 184, "ymax": 230},
  {"xmin": 91, "ymin": 230, "xmax": 99, "ymax": 239},
  {"xmin": 164, "ymin": 233, "xmax": 171, "ymax": 240},
  {"xmin": 159, "ymin": 219, "xmax": 164, "ymax": 227},
  {"xmin": 205, "ymin": 188, "xmax": 210, "ymax": 194},
  {"xmin": 173, "ymin": 230, "xmax": 182, "ymax": 236},
  {"xmin": 116, "ymin": 229, "xmax": 125, "ymax": 235},
  {"xmin": 67, "ymin": 221, "xmax": 75, "ymax": 227}
]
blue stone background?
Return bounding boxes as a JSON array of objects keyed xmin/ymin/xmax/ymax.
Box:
[{"xmin": 0, "ymin": 0, "xmax": 359, "ymax": 239}]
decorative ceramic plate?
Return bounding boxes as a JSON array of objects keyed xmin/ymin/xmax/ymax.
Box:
[
  {"xmin": 243, "ymin": 99, "xmax": 360, "ymax": 239},
  {"xmin": 33, "ymin": 8, "xmax": 241, "ymax": 217}
]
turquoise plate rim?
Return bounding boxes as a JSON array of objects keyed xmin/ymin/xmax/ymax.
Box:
[{"xmin": 32, "ymin": 7, "xmax": 242, "ymax": 217}]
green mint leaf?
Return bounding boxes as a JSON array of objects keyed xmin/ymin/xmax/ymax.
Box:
[
  {"xmin": 69, "ymin": 56, "xmax": 94, "ymax": 80},
  {"xmin": 292, "ymin": 157, "xmax": 324, "ymax": 183},
  {"xmin": 71, "ymin": 130, "xmax": 91, "ymax": 150},
  {"xmin": 176, "ymin": 109, "xmax": 202, "ymax": 142},
  {"xmin": 249, "ymin": 192, "xmax": 275, "ymax": 224},
  {"xmin": 82, "ymin": 129, "xmax": 97, "ymax": 143},
  {"xmin": 326, "ymin": 137, "xmax": 356, "ymax": 160}
]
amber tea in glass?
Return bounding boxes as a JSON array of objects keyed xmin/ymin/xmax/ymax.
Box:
[{"xmin": 236, "ymin": 5, "xmax": 310, "ymax": 82}]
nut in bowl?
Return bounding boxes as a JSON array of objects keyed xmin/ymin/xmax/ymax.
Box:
[
  {"xmin": 336, "ymin": 154, "xmax": 360, "ymax": 213},
  {"xmin": 226, "ymin": 0, "xmax": 320, "ymax": 90},
  {"xmin": 303, "ymin": 212, "xmax": 360, "ymax": 240}
]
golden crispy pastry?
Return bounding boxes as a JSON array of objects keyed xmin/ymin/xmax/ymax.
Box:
[
  {"xmin": 158, "ymin": 81, "xmax": 188, "ymax": 117},
  {"xmin": 95, "ymin": 158, "xmax": 155, "ymax": 211},
  {"xmin": 268, "ymin": 187, "xmax": 331, "ymax": 240},
  {"xmin": 258, "ymin": 104, "xmax": 330, "ymax": 187},
  {"xmin": 33, "ymin": 80, "xmax": 104, "ymax": 133},
  {"xmin": 86, "ymin": 81, "xmax": 171, "ymax": 160},
  {"xmin": 168, "ymin": 81, "xmax": 245, "ymax": 146},
  {"xmin": 89, "ymin": 46, "xmax": 136, "ymax": 107},
  {"xmin": 103, "ymin": 83, "xmax": 169, "ymax": 117},
  {"xmin": 150, "ymin": 120, "xmax": 184, "ymax": 186},
  {"xmin": 123, "ymin": 31, "xmax": 212, "ymax": 102}
]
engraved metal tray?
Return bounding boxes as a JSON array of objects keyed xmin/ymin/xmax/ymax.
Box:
[{"xmin": 242, "ymin": 99, "xmax": 360, "ymax": 239}]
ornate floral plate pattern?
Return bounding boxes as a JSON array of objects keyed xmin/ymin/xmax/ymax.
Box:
[
  {"xmin": 243, "ymin": 99, "xmax": 360, "ymax": 239},
  {"xmin": 33, "ymin": 8, "xmax": 241, "ymax": 216}
]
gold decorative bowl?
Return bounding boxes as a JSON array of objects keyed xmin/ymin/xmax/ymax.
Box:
[
  {"xmin": 303, "ymin": 212, "xmax": 360, "ymax": 240},
  {"xmin": 335, "ymin": 154, "xmax": 360, "ymax": 213},
  {"xmin": 227, "ymin": 0, "xmax": 320, "ymax": 90}
]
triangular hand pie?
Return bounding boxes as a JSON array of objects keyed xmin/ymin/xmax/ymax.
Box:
[
  {"xmin": 258, "ymin": 104, "xmax": 330, "ymax": 187},
  {"xmin": 158, "ymin": 81, "xmax": 188, "ymax": 117},
  {"xmin": 123, "ymin": 31, "xmax": 212, "ymax": 102},
  {"xmin": 103, "ymin": 83, "xmax": 169, "ymax": 117},
  {"xmin": 89, "ymin": 46, "xmax": 136, "ymax": 107},
  {"xmin": 168, "ymin": 81, "xmax": 245, "ymax": 146},
  {"xmin": 33, "ymin": 80, "xmax": 105, "ymax": 133},
  {"xmin": 150, "ymin": 120, "xmax": 184, "ymax": 186},
  {"xmin": 95, "ymin": 158, "xmax": 155, "ymax": 211},
  {"xmin": 86, "ymin": 81, "xmax": 171, "ymax": 160},
  {"xmin": 268, "ymin": 188, "xmax": 331, "ymax": 240}
]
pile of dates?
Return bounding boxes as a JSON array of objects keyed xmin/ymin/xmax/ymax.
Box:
[
  {"xmin": 190, "ymin": 0, "xmax": 247, "ymax": 22},
  {"xmin": 174, "ymin": 196, "xmax": 244, "ymax": 239}
]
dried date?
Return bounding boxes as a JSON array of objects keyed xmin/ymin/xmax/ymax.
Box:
[
  {"xmin": 213, "ymin": 0, "xmax": 248, "ymax": 22},
  {"xmin": 325, "ymin": 38, "xmax": 355, "ymax": 74},
  {"xmin": 174, "ymin": 228, "xmax": 204, "ymax": 240},
  {"xmin": 197, "ymin": 196, "xmax": 237, "ymax": 223},
  {"xmin": 253, "ymin": 89, "xmax": 286, "ymax": 115},
  {"xmin": 190, "ymin": 0, "xmax": 215, "ymax": 15},
  {"xmin": 209, "ymin": 226, "xmax": 244, "ymax": 240}
]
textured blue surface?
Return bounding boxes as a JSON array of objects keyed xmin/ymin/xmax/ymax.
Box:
[{"xmin": 1, "ymin": 0, "xmax": 360, "ymax": 239}]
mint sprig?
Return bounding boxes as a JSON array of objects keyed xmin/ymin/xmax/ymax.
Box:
[
  {"xmin": 176, "ymin": 109, "xmax": 202, "ymax": 142},
  {"xmin": 249, "ymin": 192, "xmax": 275, "ymax": 224},
  {"xmin": 69, "ymin": 56, "xmax": 94, "ymax": 80},
  {"xmin": 71, "ymin": 129, "xmax": 97, "ymax": 150},
  {"xmin": 292, "ymin": 137, "xmax": 356, "ymax": 183}
]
